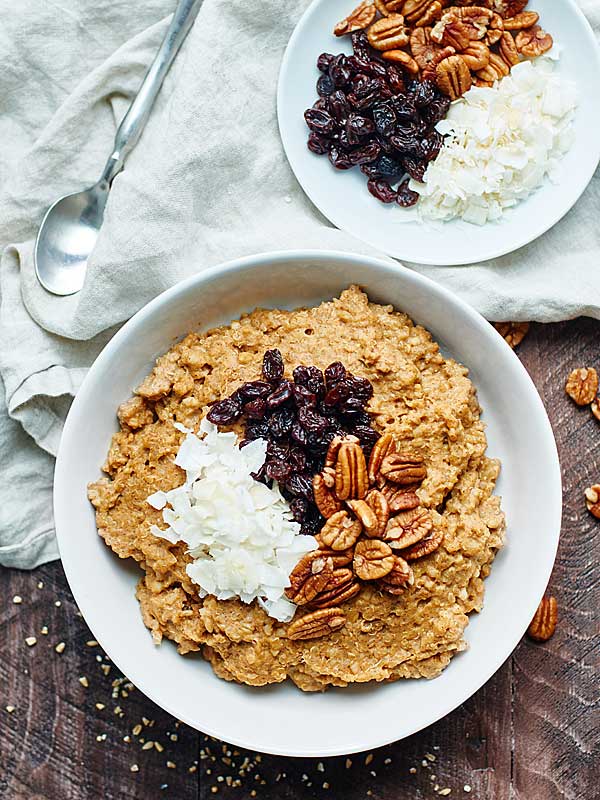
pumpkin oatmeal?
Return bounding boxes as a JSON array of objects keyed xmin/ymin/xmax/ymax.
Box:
[{"xmin": 88, "ymin": 286, "xmax": 505, "ymax": 691}]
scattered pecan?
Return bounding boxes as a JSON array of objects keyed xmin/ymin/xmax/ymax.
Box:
[
  {"xmin": 385, "ymin": 507, "xmax": 434, "ymax": 549},
  {"xmin": 436, "ymin": 54, "xmax": 472, "ymax": 99},
  {"xmin": 367, "ymin": 13, "xmax": 410, "ymax": 50},
  {"xmin": 410, "ymin": 26, "xmax": 449, "ymax": 70},
  {"xmin": 313, "ymin": 472, "xmax": 342, "ymax": 518},
  {"xmin": 346, "ymin": 499, "xmax": 379, "ymax": 536},
  {"xmin": 365, "ymin": 488, "xmax": 390, "ymax": 537},
  {"xmin": 461, "ymin": 40, "xmax": 491, "ymax": 70},
  {"xmin": 334, "ymin": 0, "xmax": 378, "ymax": 36},
  {"xmin": 380, "ymin": 484, "xmax": 420, "ymax": 512},
  {"xmin": 368, "ymin": 432, "xmax": 397, "ymax": 483},
  {"xmin": 287, "ymin": 608, "xmax": 347, "ymax": 640},
  {"xmin": 476, "ymin": 51, "xmax": 509, "ymax": 82},
  {"xmin": 402, "ymin": 0, "xmax": 444, "ymax": 27},
  {"xmin": 491, "ymin": 0, "xmax": 528, "ymax": 19},
  {"xmin": 421, "ymin": 45, "xmax": 457, "ymax": 81},
  {"xmin": 565, "ymin": 367, "xmax": 599, "ymax": 406},
  {"xmin": 497, "ymin": 30, "xmax": 520, "ymax": 66},
  {"xmin": 380, "ymin": 453, "xmax": 427, "ymax": 485},
  {"xmin": 515, "ymin": 25, "xmax": 553, "ymax": 57},
  {"xmin": 502, "ymin": 10, "xmax": 538, "ymax": 30},
  {"xmin": 378, "ymin": 554, "xmax": 414, "ymax": 594},
  {"xmin": 285, "ymin": 552, "xmax": 334, "ymax": 605},
  {"xmin": 493, "ymin": 321, "xmax": 530, "ymax": 349},
  {"xmin": 382, "ymin": 49, "xmax": 421, "ymax": 74},
  {"xmin": 584, "ymin": 484, "xmax": 600, "ymax": 519},
  {"xmin": 374, "ymin": 0, "xmax": 404, "ymax": 15},
  {"xmin": 353, "ymin": 539, "xmax": 395, "ymax": 580},
  {"xmin": 320, "ymin": 510, "xmax": 363, "ymax": 550},
  {"xmin": 591, "ymin": 397, "xmax": 600, "ymax": 422},
  {"xmin": 527, "ymin": 596, "xmax": 558, "ymax": 642},
  {"xmin": 335, "ymin": 440, "xmax": 369, "ymax": 500},
  {"xmin": 402, "ymin": 527, "xmax": 444, "ymax": 560}
]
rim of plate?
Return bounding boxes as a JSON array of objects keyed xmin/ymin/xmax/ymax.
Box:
[
  {"xmin": 277, "ymin": 0, "xmax": 600, "ymax": 265},
  {"xmin": 54, "ymin": 250, "xmax": 562, "ymax": 755}
]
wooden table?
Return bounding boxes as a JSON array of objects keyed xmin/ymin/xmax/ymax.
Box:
[{"xmin": 1, "ymin": 320, "xmax": 598, "ymax": 800}]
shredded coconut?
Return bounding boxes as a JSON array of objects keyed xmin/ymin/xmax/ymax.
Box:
[
  {"xmin": 412, "ymin": 57, "xmax": 577, "ymax": 225},
  {"xmin": 147, "ymin": 418, "xmax": 316, "ymax": 622}
]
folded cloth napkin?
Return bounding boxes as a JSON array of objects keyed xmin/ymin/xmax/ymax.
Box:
[{"xmin": 1, "ymin": 0, "xmax": 599, "ymax": 568}]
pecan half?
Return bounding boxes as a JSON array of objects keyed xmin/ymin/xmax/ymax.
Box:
[
  {"xmin": 436, "ymin": 54, "xmax": 472, "ymax": 100},
  {"xmin": 325, "ymin": 434, "xmax": 357, "ymax": 470},
  {"xmin": 461, "ymin": 40, "xmax": 490, "ymax": 70},
  {"xmin": 310, "ymin": 569, "xmax": 360, "ymax": 608},
  {"xmin": 584, "ymin": 484, "xmax": 600, "ymax": 519},
  {"xmin": 402, "ymin": 527, "xmax": 444, "ymax": 560},
  {"xmin": 502, "ymin": 11, "xmax": 539, "ymax": 30},
  {"xmin": 346, "ymin": 499, "xmax": 379, "ymax": 536},
  {"xmin": 378, "ymin": 555, "xmax": 414, "ymax": 594},
  {"xmin": 314, "ymin": 546, "xmax": 355, "ymax": 567},
  {"xmin": 285, "ymin": 552, "xmax": 334, "ymax": 605},
  {"xmin": 382, "ymin": 49, "xmax": 420, "ymax": 74},
  {"xmin": 422, "ymin": 45, "xmax": 456, "ymax": 80},
  {"xmin": 375, "ymin": 0, "xmax": 404, "ymax": 15},
  {"xmin": 320, "ymin": 510, "xmax": 363, "ymax": 551},
  {"xmin": 313, "ymin": 472, "xmax": 342, "ymax": 519},
  {"xmin": 380, "ymin": 453, "xmax": 427, "ymax": 485},
  {"xmin": 367, "ymin": 14, "xmax": 410, "ymax": 50},
  {"xmin": 485, "ymin": 27, "xmax": 503, "ymax": 45},
  {"xmin": 287, "ymin": 608, "xmax": 347, "ymax": 640},
  {"xmin": 491, "ymin": 0, "xmax": 528, "ymax": 19},
  {"xmin": 515, "ymin": 25, "xmax": 553, "ymax": 57},
  {"xmin": 437, "ymin": 6, "xmax": 494, "ymax": 40},
  {"xmin": 527, "ymin": 596, "xmax": 558, "ymax": 642},
  {"xmin": 494, "ymin": 321, "xmax": 530, "ymax": 349},
  {"xmin": 380, "ymin": 484, "xmax": 420, "ymax": 512},
  {"xmin": 334, "ymin": 0, "xmax": 378, "ymax": 36},
  {"xmin": 476, "ymin": 52, "xmax": 509, "ymax": 82},
  {"xmin": 498, "ymin": 31, "xmax": 519, "ymax": 66},
  {"xmin": 335, "ymin": 440, "xmax": 369, "ymax": 500},
  {"xmin": 353, "ymin": 539, "xmax": 395, "ymax": 580},
  {"xmin": 431, "ymin": 18, "xmax": 472, "ymax": 50},
  {"xmin": 474, "ymin": 77, "xmax": 494, "ymax": 87},
  {"xmin": 385, "ymin": 507, "xmax": 433, "ymax": 549},
  {"xmin": 402, "ymin": 0, "xmax": 444, "ymax": 27},
  {"xmin": 365, "ymin": 488, "xmax": 390, "ymax": 537},
  {"xmin": 565, "ymin": 367, "xmax": 598, "ymax": 406},
  {"xmin": 410, "ymin": 26, "xmax": 449, "ymax": 70},
  {"xmin": 368, "ymin": 432, "xmax": 397, "ymax": 483}
]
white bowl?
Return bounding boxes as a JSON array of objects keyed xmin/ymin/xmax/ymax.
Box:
[
  {"xmin": 278, "ymin": 0, "xmax": 600, "ymax": 264},
  {"xmin": 54, "ymin": 251, "xmax": 561, "ymax": 756}
]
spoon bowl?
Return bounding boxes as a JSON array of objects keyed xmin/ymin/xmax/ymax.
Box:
[{"xmin": 34, "ymin": 181, "xmax": 109, "ymax": 296}]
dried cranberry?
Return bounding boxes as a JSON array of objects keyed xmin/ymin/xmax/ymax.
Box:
[
  {"xmin": 317, "ymin": 74, "xmax": 335, "ymax": 97},
  {"xmin": 396, "ymin": 178, "xmax": 419, "ymax": 207},
  {"xmin": 293, "ymin": 365, "xmax": 325, "ymax": 397},
  {"xmin": 304, "ymin": 108, "xmax": 336, "ymax": 136},
  {"xmin": 262, "ymin": 349, "xmax": 284, "ymax": 382},
  {"xmin": 317, "ymin": 52, "xmax": 335, "ymax": 73},
  {"xmin": 349, "ymin": 143, "xmax": 380, "ymax": 166},
  {"xmin": 206, "ymin": 397, "xmax": 242, "ymax": 425},
  {"xmin": 324, "ymin": 361, "xmax": 347, "ymax": 389},
  {"xmin": 244, "ymin": 398, "xmax": 267, "ymax": 419},
  {"xmin": 266, "ymin": 380, "xmax": 293, "ymax": 410},
  {"xmin": 367, "ymin": 178, "xmax": 397, "ymax": 204}
]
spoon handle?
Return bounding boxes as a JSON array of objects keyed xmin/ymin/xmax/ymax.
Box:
[{"xmin": 99, "ymin": 0, "xmax": 202, "ymax": 185}]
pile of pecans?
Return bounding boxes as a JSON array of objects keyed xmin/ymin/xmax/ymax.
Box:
[
  {"xmin": 286, "ymin": 432, "xmax": 443, "ymax": 641},
  {"xmin": 333, "ymin": 0, "xmax": 553, "ymax": 100}
]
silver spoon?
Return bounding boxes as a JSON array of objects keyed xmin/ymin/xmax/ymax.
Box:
[{"xmin": 34, "ymin": 0, "xmax": 202, "ymax": 296}]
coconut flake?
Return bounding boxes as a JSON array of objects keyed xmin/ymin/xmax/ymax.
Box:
[{"xmin": 147, "ymin": 420, "xmax": 316, "ymax": 620}]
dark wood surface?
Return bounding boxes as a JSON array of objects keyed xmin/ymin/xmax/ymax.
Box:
[{"xmin": 1, "ymin": 319, "xmax": 598, "ymax": 800}]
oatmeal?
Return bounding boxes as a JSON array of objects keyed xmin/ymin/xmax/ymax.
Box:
[{"xmin": 88, "ymin": 287, "xmax": 505, "ymax": 691}]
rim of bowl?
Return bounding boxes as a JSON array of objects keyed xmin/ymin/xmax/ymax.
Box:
[{"xmin": 54, "ymin": 249, "xmax": 562, "ymax": 755}]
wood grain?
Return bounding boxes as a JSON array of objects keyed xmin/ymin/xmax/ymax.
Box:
[{"xmin": 1, "ymin": 320, "xmax": 598, "ymax": 800}]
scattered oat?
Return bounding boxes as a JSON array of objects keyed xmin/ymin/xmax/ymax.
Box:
[
  {"xmin": 189, "ymin": 765, "xmax": 197, "ymax": 774},
  {"xmin": 130, "ymin": 764, "xmax": 139, "ymax": 772},
  {"xmin": 5, "ymin": 705, "xmax": 15, "ymax": 713},
  {"xmin": 365, "ymin": 753, "xmax": 374, "ymax": 765},
  {"xmin": 12, "ymin": 595, "xmax": 22, "ymax": 604},
  {"xmin": 211, "ymin": 787, "xmax": 218, "ymax": 794},
  {"xmin": 425, "ymin": 752, "xmax": 437, "ymax": 762},
  {"xmin": 323, "ymin": 782, "xmax": 330, "ymax": 789},
  {"xmin": 166, "ymin": 761, "xmax": 176, "ymax": 769},
  {"xmin": 410, "ymin": 767, "xmax": 417, "ymax": 774},
  {"xmin": 464, "ymin": 786, "xmax": 472, "ymax": 794},
  {"xmin": 132, "ymin": 724, "xmax": 142, "ymax": 736},
  {"xmin": 142, "ymin": 716, "xmax": 151, "ymax": 726},
  {"xmin": 384, "ymin": 757, "xmax": 392, "ymax": 765},
  {"xmin": 54, "ymin": 642, "xmax": 66, "ymax": 654},
  {"xmin": 25, "ymin": 636, "xmax": 37, "ymax": 647},
  {"xmin": 439, "ymin": 789, "xmax": 452, "ymax": 796},
  {"xmin": 422, "ymin": 759, "xmax": 429, "ymax": 767},
  {"xmin": 54, "ymin": 600, "xmax": 61, "ymax": 607},
  {"xmin": 142, "ymin": 741, "xmax": 154, "ymax": 751},
  {"xmin": 154, "ymin": 741, "xmax": 164, "ymax": 753},
  {"xmin": 96, "ymin": 734, "xmax": 107, "ymax": 742},
  {"xmin": 170, "ymin": 733, "xmax": 178, "ymax": 742},
  {"xmin": 101, "ymin": 664, "xmax": 111, "ymax": 676},
  {"xmin": 345, "ymin": 758, "xmax": 352, "ymax": 769},
  {"xmin": 95, "ymin": 703, "xmax": 105, "ymax": 710},
  {"xmin": 40, "ymin": 626, "xmax": 48, "ymax": 636},
  {"xmin": 37, "ymin": 581, "xmax": 44, "ymax": 589},
  {"xmin": 86, "ymin": 640, "xmax": 99, "ymax": 647},
  {"xmin": 123, "ymin": 735, "xmax": 131, "ymax": 743}
]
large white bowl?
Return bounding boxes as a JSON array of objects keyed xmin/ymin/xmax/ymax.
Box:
[{"xmin": 54, "ymin": 251, "xmax": 561, "ymax": 756}]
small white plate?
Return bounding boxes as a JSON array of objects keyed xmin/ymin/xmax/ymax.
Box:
[
  {"xmin": 54, "ymin": 250, "xmax": 561, "ymax": 756},
  {"xmin": 278, "ymin": 0, "xmax": 600, "ymax": 265}
]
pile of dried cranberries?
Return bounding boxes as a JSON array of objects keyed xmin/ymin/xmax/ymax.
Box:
[
  {"xmin": 304, "ymin": 31, "xmax": 450, "ymax": 206},
  {"xmin": 207, "ymin": 349, "xmax": 380, "ymax": 536}
]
